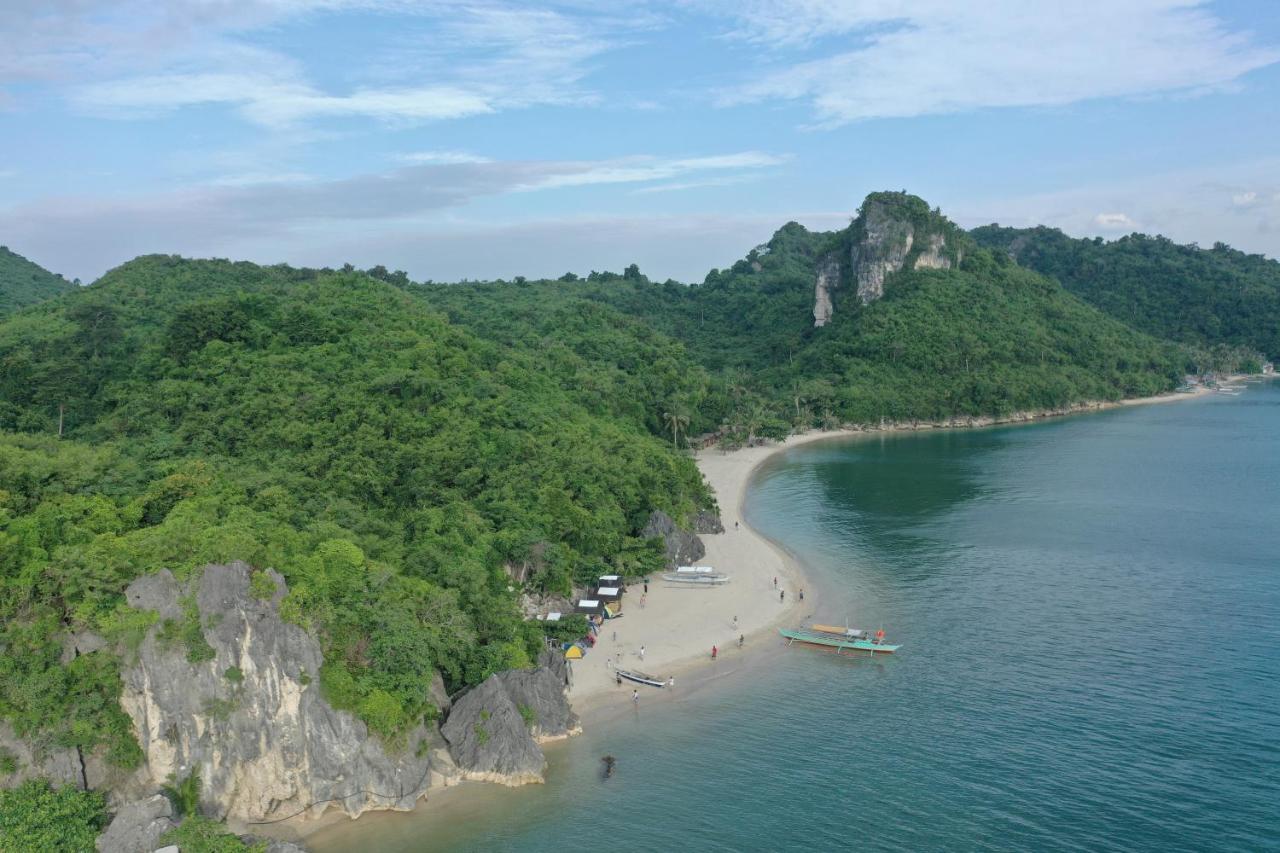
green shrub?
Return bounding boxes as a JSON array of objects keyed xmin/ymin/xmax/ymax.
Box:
[
  {"xmin": 161, "ymin": 815, "xmax": 267, "ymax": 852},
  {"xmin": 223, "ymin": 666, "xmax": 244, "ymax": 684},
  {"xmin": 518, "ymin": 703, "xmax": 537, "ymax": 727},
  {"xmin": 0, "ymin": 779, "xmax": 107, "ymax": 853},
  {"xmin": 162, "ymin": 769, "xmax": 202, "ymax": 817}
]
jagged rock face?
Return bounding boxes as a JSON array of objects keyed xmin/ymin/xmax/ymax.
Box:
[
  {"xmin": 692, "ymin": 509, "xmax": 724, "ymax": 535},
  {"xmin": 95, "ymin": 794, "xmax": 176, "ymax": 853},
  {"xmin": 812, "ymin": 253, "xmax": 841, "ymax": 327},
  {"xmin": 640, "ymin": 510, "xmax": 705, "ymax": 567},
  {"xmin": 813, "ymin": 197, "xmax": 961, "ymax": 325},
  {"xmin": 850, "ymin": 200, "xmax": 919, "ymax": 304},
  {"xmin": 914, "ymin": 233, "xmax": 953, "ymax": 270},
  {"xmin": 440, "ymin": 650, "xmax": 579, "ymax": 786},
  {"xmin": 120, "ymin": 563, "xmax": 455, "ymax": 823},
  {"xmin": 0, "ymin": 720, "xmax": 86, "ymax": 790}
]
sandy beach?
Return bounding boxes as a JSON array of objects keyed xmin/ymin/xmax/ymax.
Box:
[{"xmin": 567, "ymin": 429, "xmax": 859, "ymax": 712}]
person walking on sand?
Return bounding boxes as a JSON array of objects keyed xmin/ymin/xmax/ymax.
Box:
[
  {"xmin": 711, "ymin": 645, "xmax": 718, "ymax": 659},
  {"xmin": 632, "ymin": 690, "xmax": 639, "ymax": 704},
  {"xmin": 799, "ymin": 588, "xmax": 805, "ymax": 601},
  {"xmin": 738, "ymin": 634, "xmax": 744, "ymax": 649},
  {"xmin": 735, "ymin": 521, "xmax": 740, "ymax": 531},
  {"xmin": 780, "ymin": 589, "xmax": 785, "ymax": 603},
  {"xmin": 639, "ymin": 645, "xmax": 645, "ymax": 661},
  {"xmin": 667, "ymin": 675, "xmax": 674, "ymax": 689},
  {"xmin": 643, "ymin": 580, "xmax": 649, "ymax": 594},
  {"xmin": 733, "ymin": 615, "xmax": 738, "ymax": 629},
  {"xmin": 640, "ymin": 593, "xmax": 647, "ymax": 608},
  {"xmin": 773, "ymin": 576, "xmax": 777, "ymax": 589}
]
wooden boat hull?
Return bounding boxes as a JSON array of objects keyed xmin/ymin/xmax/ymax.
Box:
[
  {"xmin": 617, "ymin": 669, "xmax": 666, "ymax": 687},
  {"xmin": 660, "ymin": 573, "xmax": 729, "ymax": 585},
  {"xmin": 779, "ymin": 628, "xmax": 901, "ymax": 655}
]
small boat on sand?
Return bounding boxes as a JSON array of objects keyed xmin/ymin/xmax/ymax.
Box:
[
  {"xmin": 661, "ymin": 572, "xmax": 729, "ymax": 585},
  {"xmin": 780, "ymin": 624, "xmax": 901, "ymax": 655},
  {"xmin": 617, "ymin": 669, "xmax": 666, "ymax": 688}
]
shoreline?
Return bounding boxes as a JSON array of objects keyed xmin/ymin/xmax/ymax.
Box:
[{"xmin": 296, "ymin": 379, "xmax": 1239, "ymax": 846}]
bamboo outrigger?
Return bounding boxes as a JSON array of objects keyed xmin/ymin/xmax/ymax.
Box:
[{"xmin": 779, "ymin": 624, "xmax": 901, "ymax": 655}]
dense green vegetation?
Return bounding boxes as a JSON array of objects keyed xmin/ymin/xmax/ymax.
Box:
[
  {"xmin": 161, "ymin": 816, "xmax": 266, "ymax": 852},
  {"xmin": 420, "ymin": 199, "xmax": 1185, "ymax": 443},
  {"xmin": 0, "ymin": 256, "xmax": 708, "ymax": 755},
  {"xmin": 971, "ymin": 225, "xmax": 1280, "ymax": 360},
  {"xmin": 0, "ymin": 779, "xmax": 107, "ymax": 852},
  {"xmin": 0, "ymin": 246, "xmax": 76, "ymax": 318}
]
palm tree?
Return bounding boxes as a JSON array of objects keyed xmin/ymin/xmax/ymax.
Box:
[{"xmin": 663, "ymin": 409, "xmax": 690, "ymax": 450}]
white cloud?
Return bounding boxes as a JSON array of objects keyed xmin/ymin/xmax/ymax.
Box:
[
  {"xmin": 399, "ymin": 150, "xmax": 493, "ymax": 165},
  {"xmin": 1233, "ymin": 190, "xmax": 1259, "ymax": 206},
  {"xmin": 952, "ymin": 157, "xmax": 1280, "ymax": 257},
  {"xmin": 720, "ymin": 0, "xmax": 1279, "ymax": 125},
  {"xmin": 0, "ymin": 150, "xmax": 789, "ymax": 280},
  {"xmin": 1095, "ymin": 212, "xmax": 1137, "ymax": 229},
  {"xmin": 8, "ymin": 1, "xmax": 641, "ymax": 126},
  {"xmin": 529, "ymin": 152, "xmax": 787, "ymax": 190}
]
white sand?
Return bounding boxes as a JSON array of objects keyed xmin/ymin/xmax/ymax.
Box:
[{"xmin": 567, "ymin": 430, "xmax": 857, "ymax": 711}]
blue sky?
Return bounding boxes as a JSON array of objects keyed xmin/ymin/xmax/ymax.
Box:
[{"xmin": 1, "ymin": 0, "xmax": 1278, "ymax": 283}]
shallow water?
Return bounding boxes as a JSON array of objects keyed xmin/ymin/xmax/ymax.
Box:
[{"xmin": 311, "ymin": 384, "xmax": 1280, "ymax": 852}]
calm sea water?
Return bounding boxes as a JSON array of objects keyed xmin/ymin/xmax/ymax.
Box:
[{"xmin": 312, "ymin": 384, "xmax": 1280, "ymax": 852}]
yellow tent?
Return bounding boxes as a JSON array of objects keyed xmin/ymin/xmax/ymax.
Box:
[{"xmin": 564, "ymin": 645, "xmax": 584, "ymax": 660}]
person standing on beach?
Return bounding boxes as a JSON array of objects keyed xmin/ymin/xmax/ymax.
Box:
[
  {"xmin": 773, "ymin": 576, "xmax": 777, "ymax": 588},
  {"xmin": 643, "ymin": 580, "xmax": 649, "ymax": 594},
  {"xmin": 639, "ymin": 645, "xmax": 646, "ymax": 660},
  {"xmin": 735, "ymin": 521, "xmax": 740, "ymax": 530},
  {"xmin": 738, "ymin": 634, "xmax": 744, "ymax": 648},
  {"xmin": 711, "ymin": 645, "xmax": 718, "ymax": 659},
  {"xmin": 799, "ymin": 589, "xmax": 804, "ymax": 601},
  {"xmin": 632, "ymin": 690, "xmax": 639, "ymax": 704},
  {"xmin": 667, "ymin": 675, "xmax": 674, "ymax": 689},
  {"xmin": 780, "ymin": 589, "xmax": 785, "ymax": 603},
  {"xmin": 733, "ymin": 615, "xmax": 738, "ymax": 629}
]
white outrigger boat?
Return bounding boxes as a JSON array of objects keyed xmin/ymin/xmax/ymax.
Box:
[{"xmin": 662, "ymin": 566, "xmax": 730, "ymax": 585}]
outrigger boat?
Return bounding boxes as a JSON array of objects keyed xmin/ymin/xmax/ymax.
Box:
[
  {"xmin": 779, "ymin": 623, "xmax": 901, "ymax": 655},
  {"xmin": 616, "ymin": 669, "xmax": 666, "ymax": 688},
  {"xmin": 661, "ymin": 572, "xmax": 730, "ymax": 585}
]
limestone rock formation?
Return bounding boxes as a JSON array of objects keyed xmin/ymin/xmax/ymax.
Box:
[
  {"xmin": 119, "ymin": 563, "xmax": 456, "ymax": 823},
  {"xmin": 692, "ymin": 508, "xmax": 724, "ymax": 535},
  {"xmin": 440, "ymin": 650, "xmax": 579, "ymax": 785},
  {"xmin": 811, "ymin": 192, "xmax": 963, "ymax": 326},
  {"xmin": 95, "ymin": 794, "xmax": 176, "ymax": 853},
  {"xmin": 640, "ymin": 509, "xmax": 705, "ymax": 567},
  {"xmin": 812, "ymin": 253, "xmax": 841, "ymax": 327}
]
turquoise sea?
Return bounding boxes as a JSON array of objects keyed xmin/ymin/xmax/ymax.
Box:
[{"xmin": 312, "ymin": 384, "xmax": 1280, "ymax": 852}]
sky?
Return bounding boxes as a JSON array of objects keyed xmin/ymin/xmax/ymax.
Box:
[{"xmin": 1, "ymin": 0, "xmax": 1278, "ymax": 284}]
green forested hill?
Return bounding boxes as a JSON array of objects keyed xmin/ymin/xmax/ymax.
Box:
[
  {"xmin": 0, "ymin": 246, "xmax": 76, "ymax": 317},
  {"xmin": 0, "ymin": 256, "xmax": 708, "ymax": 755},
  {"xmin": 970, "ymin": 225, "xmax": 1280, "ymax": 360},
  {"xmin": 422, "ymin": 198, "xmax": 1186, "ymax": 444}
]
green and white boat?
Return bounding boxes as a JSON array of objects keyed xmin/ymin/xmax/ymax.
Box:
[{"xmin": 779, "ymin": 624, "xmax": 901, "ymax": 655}]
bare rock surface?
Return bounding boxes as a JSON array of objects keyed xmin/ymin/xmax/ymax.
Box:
[
  {"xmin": 120, "ymin": 563, "xmax": 454, "ymax": 823},
  {"xmin": 641, "ymin": 510, "xmax": 705, "ymax": 567},
  {"xmin": 440, "ymin": 650, "xmax": 579, "ymax": 785},
  {"xmin": 95, "ymin": 794, "xmax": 176, "ymax": 853}
]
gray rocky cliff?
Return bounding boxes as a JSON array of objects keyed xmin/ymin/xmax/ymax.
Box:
[
  {"xmin": 812, "ymin": 195, "xmax": 962, "ymax": 326},
  {"xmin": 119, "ymin": 563, "xmax": 457, "ymax": 823},
  {"xmin": 440, "ymin": 650, "xmax": 579, "ymax": 785},
  {"xmin": 812, "ymin": 253, "xmax": 841, "ymax": 327},
  {"xmin": 94, "ymin": 794, "xmax": 176, "ymax": 853},
  {"xmin": 641, "ymin": 510, "xmax": 705, "ymax": 567}
]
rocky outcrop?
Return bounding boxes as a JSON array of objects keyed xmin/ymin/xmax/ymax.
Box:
[
  {"xmin": 119, "ymin": 563, "xmax": 456, "ymax": 823},
  {"xmin": 640, "ymin": 510, "xmax": 705, "ymax": 567},
  {"xmin": 692, "ymin": 509, "xmax": 724, "ymax": 535},
  {"xmin": 812, "ymin": 192, "xmax": 962, "ymax": 326},
  {"xmin": 440, "ymin": 650, "xmax": 579, "ymax": 786},
  {"xmin": 850, "ymin": 199, "xmax": 920, "ymax": 304},
  {"xmin": 812, "ymin": 253, "xmax": 840, "ymax": 327},
  {"xmin": 0, "ymin": 720, "xmax": 86, "ymax": 790},
  {"xmin": 95, "ymin": 794, "xmax": 176, "ymax": 853}
]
